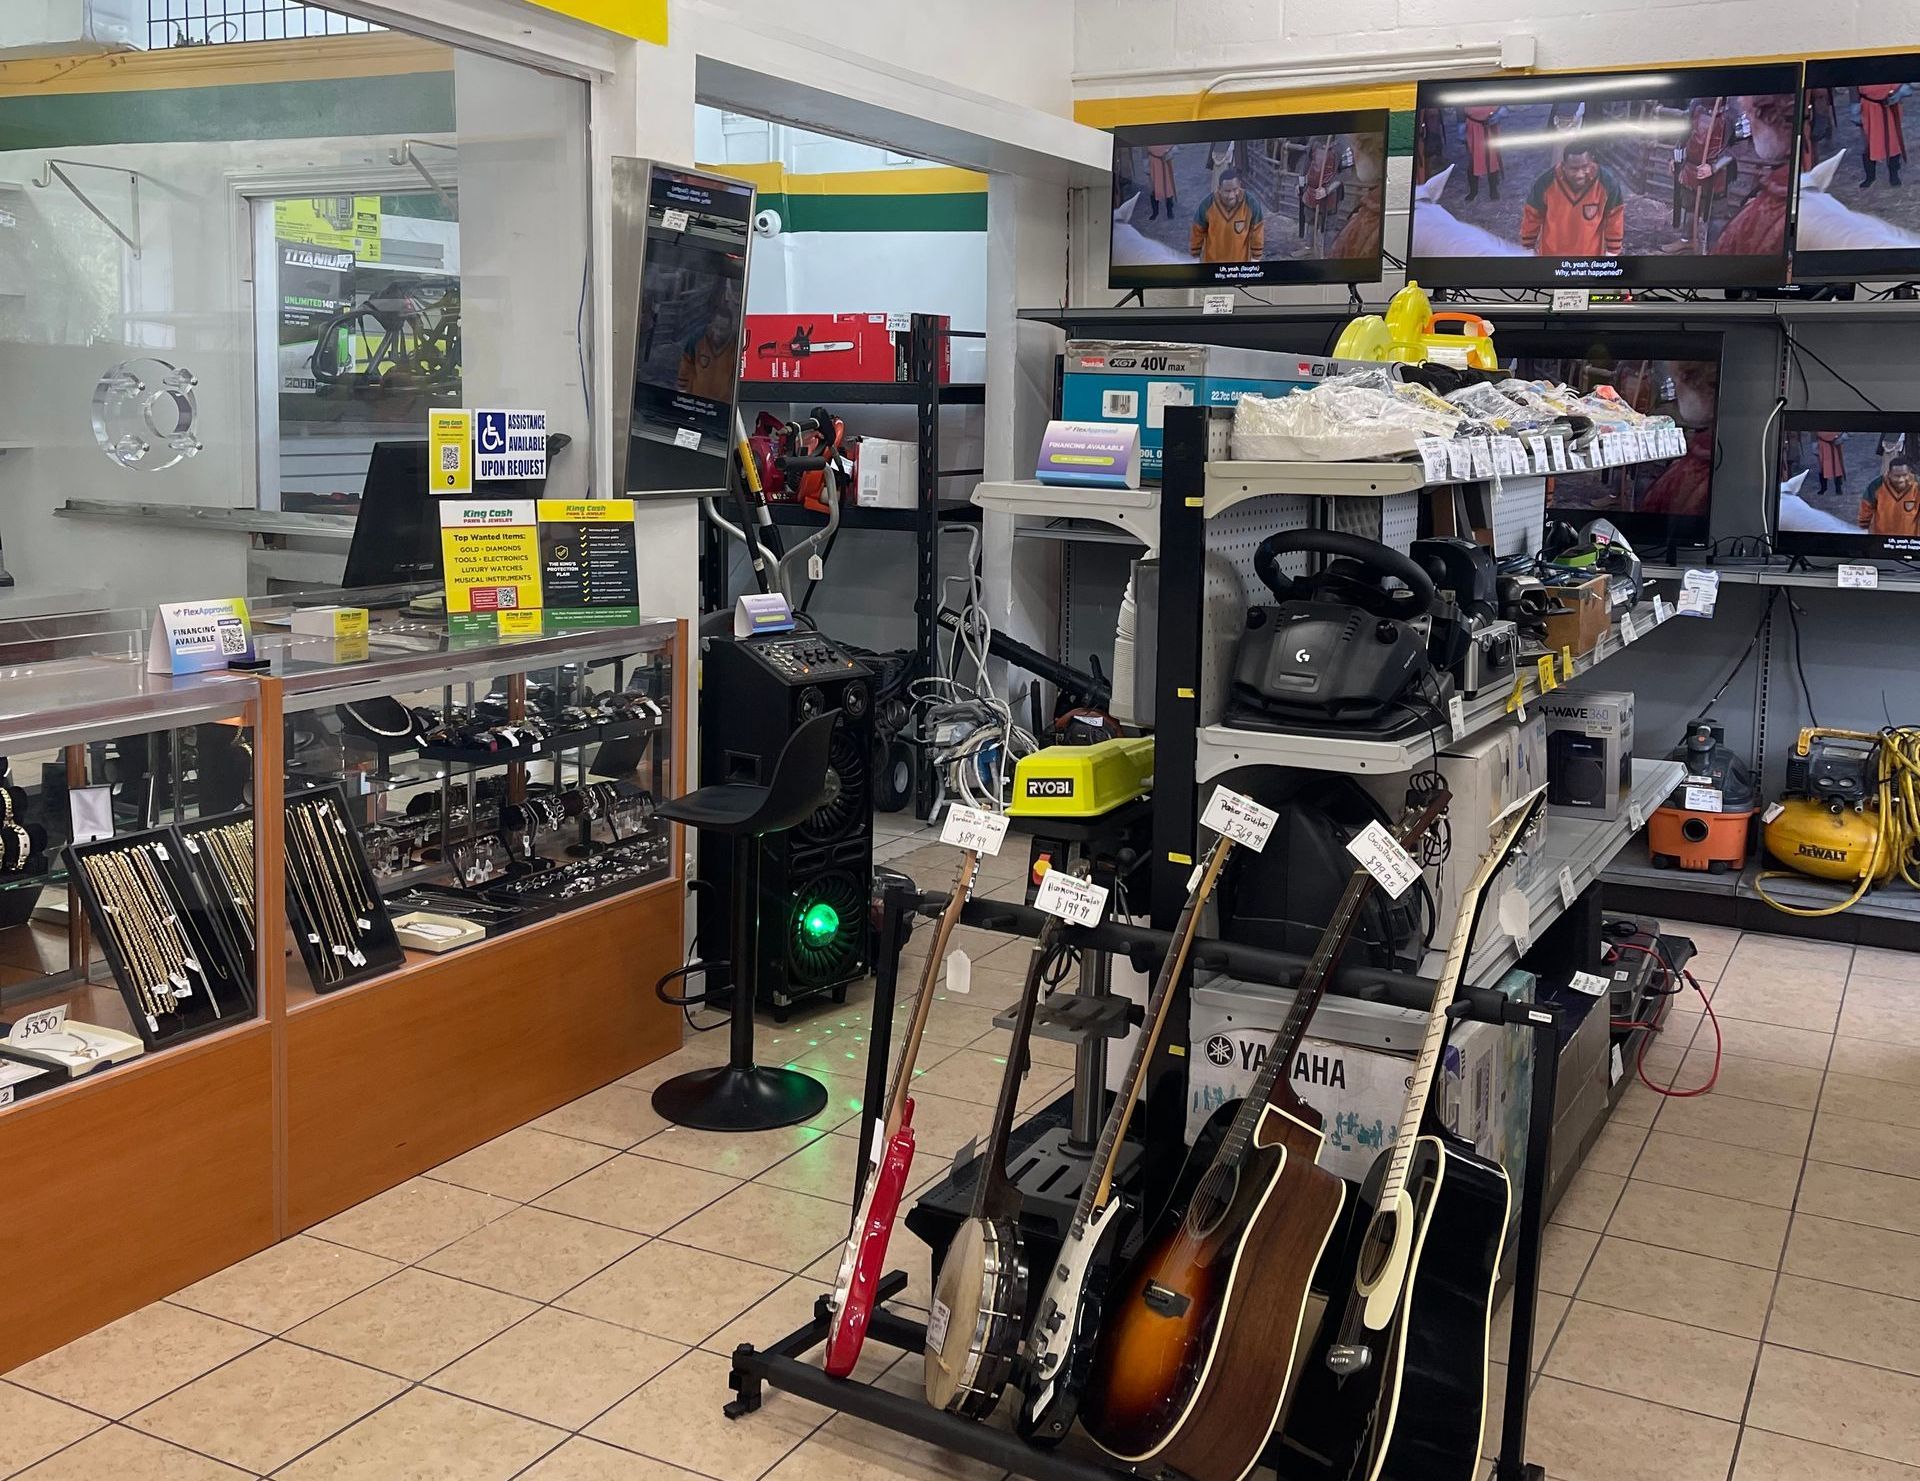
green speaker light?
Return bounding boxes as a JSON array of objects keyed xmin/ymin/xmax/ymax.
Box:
[{"xmin": 801, "ymin": 900, "xmax": 841, "ymax": 943}]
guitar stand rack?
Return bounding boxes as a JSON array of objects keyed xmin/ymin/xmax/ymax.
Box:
[{"xmin": 723, "ymin": 882, "xmax": 1568, "ymax": 1481}]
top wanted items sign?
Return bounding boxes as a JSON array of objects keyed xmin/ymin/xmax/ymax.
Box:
[{"xmin": 475, "ymin": 409, "xmax": 549, "ymax": 483}]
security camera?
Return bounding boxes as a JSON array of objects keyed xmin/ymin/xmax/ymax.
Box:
[{"xmin": 753, "ymin": 208, "xmax": 783, "ymax": 238}]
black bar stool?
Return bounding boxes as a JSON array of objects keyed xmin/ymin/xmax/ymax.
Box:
[{"xmin": 651, "ymin": 709, "xmax": 840, "ymax": 1131}]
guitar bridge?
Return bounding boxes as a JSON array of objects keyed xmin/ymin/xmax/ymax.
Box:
[
  {"xmin": 1325, "ymin": 1343, "xmax": 1372, "ymax": 1376},
  {"xmin": 1142, "ymin": 1281, "xmax": 1191, "ymax": 1319}
]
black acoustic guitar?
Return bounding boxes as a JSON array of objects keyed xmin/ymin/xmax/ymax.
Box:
[{"xmin": 1281, "ymin": 786, "xmax": 1547, "ymax": 1481}]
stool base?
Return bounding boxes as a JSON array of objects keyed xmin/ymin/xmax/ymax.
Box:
[{"xmin": 651, "ymin": 1064, "xmax": 831, "ymax": 1132}]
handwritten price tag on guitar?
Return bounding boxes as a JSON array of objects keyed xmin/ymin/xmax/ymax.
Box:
[
  {"xmin": 1345, "ymin": 819, "xmax": 1421, "ymax": 899},
  {"xmin": 1034, "ymin": 868, "xmax": 1109, "ymax": 927},
  {"xmin": 941, "ymin": 804, "xmax": 1009, "ymax": 856},
  {"xmin": 1201, "ymin": 786, "xmax": 1278, "ymax": 852}
]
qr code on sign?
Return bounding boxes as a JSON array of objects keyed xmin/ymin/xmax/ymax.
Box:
[
  {"xmin": 217, "ymin": 620, "xmax": 246, "ymax": 655},
  {"xmin": 440, "ymin": 444, "xmax": 461, "ymax": 472}
]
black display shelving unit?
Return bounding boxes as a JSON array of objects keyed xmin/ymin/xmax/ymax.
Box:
[{"xmin": 717, "ymin": 313, "xmax": 985, "ymax": 818}]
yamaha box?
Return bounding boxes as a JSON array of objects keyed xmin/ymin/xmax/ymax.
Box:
[
  {"xmin": 1061, "ymin": 340, "xmax": 1335, "ymax": 480},
  {"xmin": 1543, "ymin": 688, "xmax": 1634, "ymax": 821}
]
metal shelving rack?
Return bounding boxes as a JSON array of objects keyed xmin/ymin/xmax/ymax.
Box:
[{"xmin": 723, "ymin": 314, "xmax": 984, "ymax": 817}]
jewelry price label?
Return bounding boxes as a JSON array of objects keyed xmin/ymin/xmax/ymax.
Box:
[
  {"xmin": 10, "ymin": 1004, "xmax": 67, "ymax": 1044},
  {"xmin": 1201, "ymin": 786, "xmax": 1279, "ymax": 852},
  {"xmin": 1034, "ymin": 869, "xmax": 1109, "ymax": 928},
  {"xmin": 1345, "ymin": 820, "xmax": 1421, "ymax": 900},
  {"xmin": 940, "ymin": 804, "xmax": 1009, "ymax": 857}
]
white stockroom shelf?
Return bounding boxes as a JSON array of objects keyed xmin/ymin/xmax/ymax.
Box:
[
  {"xmin": 1196, "ymin": 598, "xmax": 1680, "ymax": 782},
  {"xmin": 971, "ymin": 480, "xmax": 1160, "ymax": 552}
]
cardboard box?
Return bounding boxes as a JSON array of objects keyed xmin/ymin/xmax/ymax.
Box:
[
  {"xmin": 853, "ymin": 437, "xmax": 918, "ymax": 508},
  {"xmin": 744, "ymin": 312, "xmax": 951, "ymax": 384},
  {"xmin": 1061, "ymin": 340, "xmax": 1336, "ymax": 480},
  {"xmin": 1542, "ymin": 574, "xmax": 1611, "ymax": 657},
  {"xmin": 1543, "ymin": 688, "xmax": 1635, "ymax": 821}
]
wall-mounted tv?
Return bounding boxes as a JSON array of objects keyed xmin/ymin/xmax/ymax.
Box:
[
  {"xmin": 1776, "ymin": 412, "xmax": 1920, "ymax": 558},
  {"xmin": 1506, "ymin": 331, "xmax": 1723, "ymax": 551},
  {"xmin": 1409, "ymin": 65, "xmax": 1804, "ymax": 290},
  {"xmin": 1795, "ymin": 56, "xmax": 1920, "ymax": 281},
  {"xmin": 1107, "ymin": 109, "xmax": 1390, "ymax": 289}
]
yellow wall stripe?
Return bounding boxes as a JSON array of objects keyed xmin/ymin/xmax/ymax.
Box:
[
  {"xmin": 519, "ymin": 0, "xmax": 667, "ymax": 45},
  {"xmin": 697, "ymin": 161, "xmax": 986, "ymax": 197},
  {"xmin": 0, "ymin": 32, "xmax": 451, "ymax": 98}
]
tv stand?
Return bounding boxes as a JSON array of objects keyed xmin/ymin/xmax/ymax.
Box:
[{"xmin": 1113, "ymin": 288, "xmax": 1146, "ymax": 310}]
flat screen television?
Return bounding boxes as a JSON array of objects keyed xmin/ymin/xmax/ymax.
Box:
[
  {"xmin": 1107, "ymin": 109, "xmax": 1390, "ymax": 288},
  {"xmin": 1506, "ymin": 331, "xmax": 1722, "ymax": 550},
  {"xmin": 1795, "ymin": 56, "xmax": 1920, "ymax": 281},
  {"xmin": 1776, "ymin": 412, "xmax": 1920, "ymax": 558},
  {"xmin": 1408, "ymin": 65, "xmax": 1803, "ymax": 289}
]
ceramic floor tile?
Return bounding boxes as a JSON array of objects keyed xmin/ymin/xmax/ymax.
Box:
[
  {"xmin": 1489, "ymin": 1290, "xmax": 1569, "ymax": 1369},
  {"xmin": 429, "ymin": 1306, "xmax": 683, "ymax": 1430},
  {"xmin": 1606, "ymin": 1181, "xmax": 1790, "ymax": 1269},
  {"xmin": 286, "ymin": 1268, "xmax": 536, "ymax": 1381},
  {"xmin": 5, "ymin": 1424, "xmax": 250, "ymax": 1480},
  {"xmin": 1842, "ymin": 978, "xmax": 1920, "ymax": 1015},
  {"xmin": 805, "ymin": 1232, "xmax": 936, "ymax": 1313},
  {"xmin": 1674, "ymin": 1048, "xmax": 1825, "ymax": 1109},
  {"xmin": 0, "ymin": 1383, "xmax": 104, "ymax": 1477},
  {"xmin": 1703, "ymin": 1018, "xmax": 1835, "ymax": 1071},
  {"xmin": 584, "ymin": 1348, "xmax": 829, "ymax": 1481},
  {"xmin": 275, "ymin": 1386, "xmax": 564, "ymax": 1481},
  {"xmin": 1542, "ymin": 1301, "xmax": 1758, "ymax": 1419},
  {"xmin": 1784, "ymin": 1212, "xmax": 1920, "ymax": 1301},
  {"xmin": 416, "ymin": 1206, "xmax": 644, "ymax": 1302},
  {"xmin": 1580, "ymin": 1117, "xmax": 1649, "ymax": 1177},
  {"xmin": 1630, "ymin": 1129, "xmax": 1805, "ymax": 1208},
  {"xmin": 1829, "ymin": 1035, "xmax": 1920, "ymax": 1089},
  {"xmin": 1538, "ymin": 1223, "xmax": 1601, "ymax": 1296},
  {"xmin": 1524, "ymin": 1376, "xmax": 1738, "ymax": 1481},
  {"xmin": 308, "ymin": 1178, "xmax": 516, "ymax": 1264},
  {"xmin": 533, "ymin": 1151, "xmax": 740, "ymax": 1235},
  {"xmin": 1548, "ymin": 1167, "xmax": 1626, "ymax": 1233},
  {"xmin": 557, "ymin": 1240, "xmax": 786, "ymax": 1345},
  {"xmin": 1843, "ymin": 943, "xmax": 1920, "ymax": 984},
  {"xmin": 1748, "ymin": 1344, "xmax": 1920, "ymax": 1467},
  {"xmin": 1838, "ymin": 999, "xmax": 1920, "ymax": 1050},
  {"xmin": 755, "ymin": 1128, "xmax": 875, "ymax": 1202},
  {"xmin": 1768, "ymin": 1273, "xmax": 1920, "ymax": 1378},
  {"xmin": 618, "ymin": 1042, "xmax": 723, "ymax": 1093},
  {"xmin": 1576, "ymin": 1236, "xmax": 1777, "ymax": 1338},
  {"xmin": 792, "ymin": 1069, "xmax": 870, "ymax": 1134},
  {"xmin": 1813, "ymin": 1109, "xmax": 1920, "ymax": 1179},
  {"xmin": 1654, "ymin": 1086, "xmax": 1814, "ymax": 1157},
  {"xmin": 425, "ymin": 1126, "xmax": 615, "ymax": 1203},
  {"xmin": 829, "ymin": 1089, "xmax": 988, "ymax": 1160},
  {"xmin": 1608, "ymin": 1081, "xmax": 1665, "ymax": 1128},
  {"xmin": 1799, "ymin": 1160, "xmax": 1920, "ymax": 1236},
  {"xmin": 517, "ymin": 1436, "xmax": 711, "ymax": 1480},
  {"xmin": 1726, "ymin": 933, "xmax": 1853, "ymax": 978},
  {"xmin": 531, "ymin": 1084, "xmax": 671, "ymax": 1149},
  {"xmin": 169, "ymin": 1236, "xmax": 403, "ymax": 1335},
  {"xmin": 1734, "ymin": 1430, "xmax": 1920, "ymax": 1480},
  {"xmin": 126, "ymin": 1340, "xmax": 404, "ymax": 1475},
  {"xmin": 637, "ymin": 1123, "xmax": 826, "ymax": 1180},
  {"xmin": 6, "ymin": 1301, "xmax": 263, "ymax": 1420},
  {"xmin": 701, "ymin": 1277, "xmax": 834, "ymax": 1358},
  {"xmin": 669, "ymin": 1181, "xmax": 853, "ymax": 1272},
  {"xmin": 901, "ymin": 1001, "xmax": 1008, "ymax": 1050}
]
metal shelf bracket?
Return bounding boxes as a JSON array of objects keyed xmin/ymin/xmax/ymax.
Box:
[{"xmin": 33, "ymin": 160, "xmax": 143, "ymax": 258}]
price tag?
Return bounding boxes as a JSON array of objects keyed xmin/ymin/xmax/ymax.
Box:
[
  {"xmin": 1569, "ymin": 970, "xmax": 1610, "ymax": 997},
  {"xmin": 1536, "ymin": 654, "xmax": 1559, "ymax": 692},
  {"xmin": 1679, "ymin": 568, "xmax": 1719, "ymax": 619},
  {"xmin": 1685, "ymin": 785, "xmax": 1724, "ymax": 813},
  {"xmin": 1560, "ymin": 645, "xmax": 1576, "ymax": 682},
  {"xmin": 1416, "ymin": 436, "xmax": 1449, "ymax": 483},
  {"xmin": 1653, "ymin": 594, "xmax": 1671, "ymax": 624},
  {"xmin": 1201, "ymin": 786, "xmax": 1280, "ymax": 852},
  {"xmin": 1549, "ymin": 439, "xmax": 1570, "ymax": 473},
  {"xmin": 1447, "ymin": 441, "xmax": 1473, "ymax": 481},
  {"xmin": 886, "ymin": 312, "xmax": 913, "ymax": 332},
  {"xmin": 1526, "ymin": 434, "xmax": 1549, "ymax": 473},
  {"xmin": 941, "ymin": 804, "xmax": 1009, "ymax": 856},
  {"xmin": 1620, "ymin": 612, "xmax": 1638, "ymax": 645},
  {"xmin": 1202, "ymin": 292, "xmax": 1235, "ymax": 316},
  {"xmin": 1034, "ymin": 868, "xmax": 1110, "ymax": 927},
  {"xmin": 1507, "ymin": 673, "xmax": 1527, "ymax": 722},
  {"xmin": 1492, "ymin": 439, "xmax": 1517, "ymax": 477},
  {"xmin": 1763, "ymin": 801, "xmax": 1786, "ymax": 824},
  {"xmin": 0, "ymin": 1087, "xmax": 12, "ymax": 1108},
  {"xmin": 673, "ymin": 426, "xmax": 702, "ymax": 450},
  {"xmin": 1345, "ymin": 819, "xmax": 1422, "ymax": 900},
  {"xmin": 1558, "ymin": 865, "xmax": 1578, "ymax": 908},
  {"xmin": 1628, "ymin": 800, "xmax": 1647, "ymax": 830},
  {"xmin": 1448, "ymin": 693, "xmax": 1467, "ymax": 741},
  {"xmin": 927, "ymin": 1299, "xmax": 952, "ymax": 1349},
  {"xmin": 1552, "ymin": 287, "xmax": 1591, "ymax": 312},
  {"xmin": 9, "ymin": 1004, "xmax": 68, "ymax": 1044},
  {"xmin": 1468, "ymin": 436, "xmax": 1495, "ymax": 479},
  {"xmin": 661, "ymin": 207, "xmax": 690, "ymax": 232},
  {"xmin": 808, "ymin": 553, "xmax": 825, "ymax": 582},
  {"xmin": 1839, "ymin": 564, "xmax": 1880, "ymax": 589},
  {"xmin": 1609, "ymin": 1044, "xmax": 1625, "ymax": 1087},
  {"xmin": 945, "ymin": 948, "xmax": 972, "ymax": 995}
]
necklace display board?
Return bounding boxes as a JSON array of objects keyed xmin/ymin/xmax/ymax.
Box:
[{"xmin": 283, "ymin": 785, "xmax": 405, "ymax": 993}]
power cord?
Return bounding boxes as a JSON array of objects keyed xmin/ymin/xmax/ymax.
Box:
[{"xmin": 1607, "ymin": 938, "xmax": 1722, "ymax": 1097}]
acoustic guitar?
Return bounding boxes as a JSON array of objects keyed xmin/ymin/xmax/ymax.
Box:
[
  {"xmin": 1017, "ymin": 834, "xmax": 1235, "ymax": 1447},
  {"xmin": 1282, "ymin": 786, "xmax": 1547, "ymax": 1481},
  {"xmin": 1079, "ymin": 788, "xmax": 1450, "ymax": 1481},
  {"xmin": 923, "ymin": 899, "xmax": 1078, "ymax": 1416},
  {"xmin": 823, "ymin": 847, "xmax": 980, "ymax": 1379}
]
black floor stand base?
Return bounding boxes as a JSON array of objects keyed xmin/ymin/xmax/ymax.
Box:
[{"xmin": 651, "ymin": 1065, "xmax": 827, "ymax": 1131}]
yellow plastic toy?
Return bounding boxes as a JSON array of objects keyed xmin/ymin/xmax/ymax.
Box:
[{"xmin": 1331, "ymin": 280, "xmax": 1500, "ymax": 371}]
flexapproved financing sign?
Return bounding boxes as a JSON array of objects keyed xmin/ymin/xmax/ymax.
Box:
[{"xmin": 475, "ymin": 408, "xmax": 549, "ymax": 483}]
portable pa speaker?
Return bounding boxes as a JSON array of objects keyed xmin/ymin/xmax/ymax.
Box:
[{"xmin": 1548, "ymin": 732, "xmax": 1609, "ymax": 810}]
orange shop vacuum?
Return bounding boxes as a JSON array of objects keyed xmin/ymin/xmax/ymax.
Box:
[{"xmin": 1648, "ymin": 718, "xmax": 1757, "ymax": 873}]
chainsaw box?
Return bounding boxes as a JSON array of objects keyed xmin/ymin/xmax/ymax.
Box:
[{"xmin": 744, "ymin": 313, "xmax": 951, "ymax": 384}]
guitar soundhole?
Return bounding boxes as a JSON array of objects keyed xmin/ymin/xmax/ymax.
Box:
[{"xmin": 1356, "ymin": 1214, "xmax": 1398, "ymax": 1287}]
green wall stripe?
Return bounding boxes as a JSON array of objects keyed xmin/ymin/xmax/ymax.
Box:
[
  {"xmin": 769, "ymin": 190, "xmax": 987, "ymax": 234},
  {"xmin": 1389, "ymin": 109, "xmax": 1413, "ymax": 157},
  {"xmin": 0, "ymin": 72, "xmax": 454, "ymax": 150}
]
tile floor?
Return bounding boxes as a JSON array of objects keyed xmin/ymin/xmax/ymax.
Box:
[{"xmin": 4, "ymin": 892, "xmax": 1919, "ymax": 1480}]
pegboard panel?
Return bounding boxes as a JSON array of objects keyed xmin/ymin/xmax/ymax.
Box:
[
  {"xmin": 1200, "ymin": 495, "xmax": 1310, "ymax": 725},
  {"xmin": 1494, "ymin": 475, "xmax": 1546, "ymax": 557}
]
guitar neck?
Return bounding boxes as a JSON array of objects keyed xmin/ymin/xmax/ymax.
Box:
[
  {"xmin": 882, "ymin": 850, "xmax": 977, "ymax": 1143},
  {"xmin": 1078, "ymin": 838, "xmax": 1233, "ymax": 1226},
  {"xmin": 972, "ymin": 913, "xmax": 1068, "ymax": 1220}
]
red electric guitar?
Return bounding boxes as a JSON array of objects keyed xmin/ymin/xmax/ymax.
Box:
[{"xmin": 823, "ymin": 847, "xmax": 980, "ymax": 1377}]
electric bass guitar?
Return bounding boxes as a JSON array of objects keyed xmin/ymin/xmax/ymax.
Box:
[
  {"xmin": 1281, "ymin": 787, "xmax": 1547, "ymax": 1481},
  {"xmin": 924, "ymin": 899, "xmax": 1077, "ymax": 1416},
  {"xmin": 823, "ymin": 847, "xmax": 980, "ymax": 1379},
  {"xmin": 1078, "ymin": 789, "xmax": 1451, "ymax": 1481},
  {"xmin": 1017, "ymin": 834, "xmax": 1235, "ymax": 1447}
]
